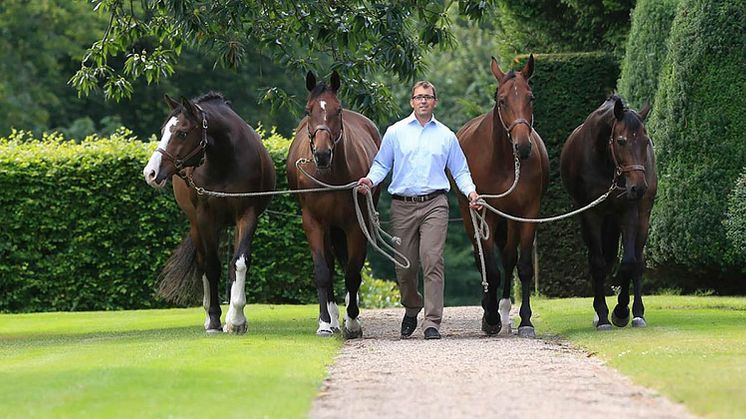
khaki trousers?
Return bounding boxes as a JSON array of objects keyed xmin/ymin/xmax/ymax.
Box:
[{"xmin": 391, "ymin": 194, "xmax": 449, "ymax": 330}]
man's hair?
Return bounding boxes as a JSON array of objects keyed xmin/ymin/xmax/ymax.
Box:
[{"xmin": 411, "ymin": 81, "xmax": 437, "ymax": 99}]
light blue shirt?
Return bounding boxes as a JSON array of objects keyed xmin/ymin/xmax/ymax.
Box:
[{"xmin": 366, "ymin": 113, "xmax": 476, "ymax": 197}]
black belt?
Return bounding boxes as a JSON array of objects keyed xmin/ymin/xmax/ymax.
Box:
[{"xmin": 392, "ymin": 190, "xmax": 445, "ymax": 202}]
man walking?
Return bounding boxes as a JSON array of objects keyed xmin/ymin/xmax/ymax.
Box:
[{"xmin": 358, "ymin": 81, "xmax": 481, "ymax": 339}]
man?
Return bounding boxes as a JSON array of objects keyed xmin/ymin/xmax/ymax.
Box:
[{"xmin": 358, "ymin": 81, "xmax": 481, "ymax": 340}]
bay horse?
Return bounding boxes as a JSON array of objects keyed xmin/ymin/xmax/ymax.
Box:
[
  {"xmin": 287, "ymin": 71, "xmax": 381, "ymax": 338},
  {"xmin": 560, "ymin": 95, "xmax": 655, "ymax": 329},
  {"xmin": 455, "ymin": 55, "xmax": 549, "ymax": 337},
  {"xmin": 143, "ymin": 92, "xmax": 276, "ymax": 334}
]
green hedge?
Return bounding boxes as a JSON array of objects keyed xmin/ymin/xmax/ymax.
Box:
[
  {"xmin": 514, "ymin": 52, "xmax": 620, "ymax": 297},
  {"xmin": 646, "ymin": 0, "xmax": 746, "ymax": 289},
  {"xmin": 0, "ymin": 129, "xmax": 318, "ymax": 312},
  {"xmin": 725, "ymin": 169, "xmax": 746, "ymax": 260},
  {"xmin": 617, "ymin": 0, "xmax": 680, "ymax": 110}
]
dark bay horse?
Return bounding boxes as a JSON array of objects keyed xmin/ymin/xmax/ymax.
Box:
[
  {"xmin": 455, "ymin": 55, "xmax": 549, "ymax": 337},
  {"xmin": 560, "ymin": 95, "xmax": 655, "ymax": 329},
  {"xmin": 287, "ymin": 71, "xmax": 381, "ymax": 338},
  {"xmin": 143, "ymin": 92, "xmax": 276, "ymax": 334}
]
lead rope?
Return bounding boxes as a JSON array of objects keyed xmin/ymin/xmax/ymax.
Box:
[
  {"xmin": 295, "ymin": 159, "xmax": 410, "ymax": 269},
  {"xmin": 184, "ymin": 158, "xmax": 411, "ymax": 269},
  {"xmin": 469, "ymin": 180, "xmax": 620, "ymax": 293}
]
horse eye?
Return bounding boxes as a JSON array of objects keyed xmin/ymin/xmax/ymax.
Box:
[
  {"xmin": 529, "ymin": 95, "xmax": 535, "ymax": 102},
  {"xmin": 498, "ymin": 98, "xmax": 506, "ymax": 106},
  {"xmin": 178, "ymin": 131, "xmax": 188, "ymax": 139},
  {"xmin": 617, "ymin": 138, "xmax": 627, "ymax": 146}
]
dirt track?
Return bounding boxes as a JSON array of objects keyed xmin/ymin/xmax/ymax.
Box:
[{"xmin": 310, "ymin": 306, "xmax": 695, "ymax": 419}]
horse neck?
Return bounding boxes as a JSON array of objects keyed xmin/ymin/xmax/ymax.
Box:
[
  {"xmin": 586, "ymin": 114, "xmax": 616, "ymax": 174},
  {"xmin": 329, "ymin": 131, "xmax": 355, "ymax": 179},
  {"xmin": 201, "ymin": 110, "xmax": 242, "ymax": 174}
]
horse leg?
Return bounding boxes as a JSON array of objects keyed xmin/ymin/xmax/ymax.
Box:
[
  {"xmin": 631, "ymin": 207, "xmax": 652, "ymax": 327},
  {"xmin": 580, "ymin": 213, "xmax": 611, "ymax": 330},
  {"xmin": 515, "ymin": 222, "xmax": 537, "ymax": 337},
  {"xmin": 195, "ymin": 219, "xmax": 222, "ymax": 333},
  {"xmin": 223, "ymin": 211, "xmax": 258, "ymax": 334},
  {"xmin": 302, "ymin": 212, "xmax": 337, "ymax": 336},
  {"xmin": 341, "ymin": 228, "xmax": 365, "ymax": 339},
  {"xmin": 496, "ymin": 222, "xmax": 519, "ymax": 336}
]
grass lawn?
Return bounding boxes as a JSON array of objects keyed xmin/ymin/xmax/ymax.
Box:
[
  {"xmin": 531, "ymin": 295, "xmax": 746, "ymax": 419},
  {"xmin": 0, "ymin": 305, "xmax": 340, "ymax": 418}
]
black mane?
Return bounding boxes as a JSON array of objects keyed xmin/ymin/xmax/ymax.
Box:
[{"xmin": 194, "ymin": 91, "xmax": 232, "ymax": 108}]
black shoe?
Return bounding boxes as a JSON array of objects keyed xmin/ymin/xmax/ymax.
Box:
[
  {"xmin": 400, "ymin": 315, "xmax": 417, "ymax": 338},
  {"xmin": 424, "ymin": 327, "xmax": 441, "ymax": 340}
]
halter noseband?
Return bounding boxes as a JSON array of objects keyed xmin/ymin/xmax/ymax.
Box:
[
  {"xmin": 157, "ymin": 104, "xmax": 209, "ymax": 176},
  {"xmin": 609, "ymin": 118, "xmax": 646, "ymax": 183},
  {"xmin": 307, "ymin": 112, "xmax": 344, "ymax": 163},
  {"xmin": 496, "ymin": 105, "xmax": 534, "ymax": 145}
]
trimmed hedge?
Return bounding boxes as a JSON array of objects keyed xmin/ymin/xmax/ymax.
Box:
[
  {"xmin": 0, "ymin": 129, "xmax": 317, "ymax": 312},
  {"xmin": 514, "ymin": 52, "xmax": 620, "ymax": 297},
  {"xmin": 617, "ymin": 0, "xmax": 680, "ymax": 110},
  {"xmin": 646, "ymin": 0, "xmax": 746, "ymax": 288},
  {"xmin": 725, "ymin": 169, "xmax": 746, "ymax": 260}
]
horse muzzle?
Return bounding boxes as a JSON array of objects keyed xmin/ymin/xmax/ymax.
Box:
[
  {"xmin": 313, "ymin": 149, "xmax": 333, "ymax": 169},
  {"xmin": 517, "ymin": 141, "xmax": 532, "ymax": 160}
]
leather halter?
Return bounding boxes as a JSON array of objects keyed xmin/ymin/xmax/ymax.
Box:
[
  {"xmin": 307, "ymin": 112, "xmax": 344, "ymax": 161},
  {"xmin": 156, "ymin": 104, "xmax": 208, "ymax": 177},
  {"xmin": 496, "ymin": 105, "xmax": 534, "ymax": 144},
  {"xmin": 609, "ymin": 118, "xmax": 646, "ymax": 183}
]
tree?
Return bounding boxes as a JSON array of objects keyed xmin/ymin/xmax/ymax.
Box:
[{"xmin": 70, "ymin": 1, "xmax": 496, "ymax": 124}]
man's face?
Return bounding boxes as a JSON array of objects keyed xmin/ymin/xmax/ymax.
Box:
[{"xmin": 410, "ymin": 85, "xmax": 437, "ymax": 120}]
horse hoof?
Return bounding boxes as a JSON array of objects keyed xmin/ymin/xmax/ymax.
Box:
[
  {"xmin": 316, "ymin": 328, "xmax": 335, "ymax": 337},
  {"xmin": 481, "ymin": 316, "xmax": 501, "ymax": 335},
  {"xmin": 205, "ymin": 328, "xmax": 223, "ymax": 335},
  {"xmin": 611, "ymin": 311, "xmax": 630, "ymax": 328},
  {"xmin": 517, "ymin": 326, "xmax": 535, "ymax": 338},
  {"xmin": 343, "ymin": 327, "xmax": 363, "ymax": 339},
  {"xmin": 498, "ymin": 323, "xmax": 513, "ymax": 336},
  {"xmin": 331, "ymin": 327, "xmax": 341, "ymax": 333},
  {"xmin": 223, "ymin": 322, "xmax": 248, "ymax": 335},
  {"xmin": 631, "ymin": 317, "xmax": 647, "ymax": 328},
  {"xmin": 596, "ymin": 323, "xmax": 612, "ymax": 331}
]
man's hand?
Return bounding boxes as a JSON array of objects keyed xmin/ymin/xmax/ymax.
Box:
[
  {"xmin": 357, "ymin": 177, "xmax": 373, "ymax": 195},
  {"xmin": 468, "ymin": 191, "xmax": 482, "ymax": 210}
]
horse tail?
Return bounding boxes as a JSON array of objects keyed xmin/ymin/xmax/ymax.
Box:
[{"xmin": 157, "ymin": 235, "xmax": 203, "ymax": 306}]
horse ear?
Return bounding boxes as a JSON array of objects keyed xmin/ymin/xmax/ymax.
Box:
[
  {"xmin": 639, "ymin": 99, "xmax": 652, "ymax": 121},
  {"xmin": 180, "ymin": 96, "xmax": 199, "ymax": 122},
  {"xmin": 521, "ymin": 54, "xmax": 534, "ymax": 80},
  {"xmin": 164, "ymin": 94, "xmax": 180, "ymax": 110},
  {"xmin": 306, "ymin": 71, "xmax": 317, "ymax": 92},
  {"xmin": 613, "ymin": 97, "xmax": 625, "ymax": 121},
  {"xmin": 330, "ymin": 71, "xmax": 341, "ymax": 93},
  {"xmin": 490, "ymin": 56, "xmax": 505, "ymax": 81}
]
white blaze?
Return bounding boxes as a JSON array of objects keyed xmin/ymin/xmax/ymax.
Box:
[
  {"xmin": 143, "ymin": 116, "xmax": 178, "ymax": 187},
  {"xmin": 319, "ymin": 100, "xmax": 327, "ymax": 122}
]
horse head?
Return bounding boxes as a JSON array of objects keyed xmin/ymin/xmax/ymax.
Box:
[
  {"xmin": 305, "ymin": 71, "xmax": 343, "ymax": 169},
  {"xmin": 492, "ymin": 54, "xmax": 535, "ymax": 160},
  {"xmin": 609, "ymin": 97, "xmax": 652, "ymax": 200},
  {"xmin": 143, "ymin": 94, "xmax": 210, "ymax": 188}
]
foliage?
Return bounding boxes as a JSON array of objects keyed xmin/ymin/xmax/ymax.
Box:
[
  {"xmin": 724, "ymin": 169, "xmax": 746, "ymax": 259},
  {"xmin": 0, "ymin": 304, "xmax": 340, "ymax": 417},
  {"xmin": 617, "ymin": 0, "xmax": 680, "ymax": 110},
  {"xmin": 0, "ymin": 0, "xmax": 306, "ymax": 139},
  {"xmin": 70, "ymin": 1, "xmax": 496, "ymax": 126},
  {"xmin": 646, "ymin": 0, "xmax": 746, "ymax": 284},
  {"xmin": 493, "ymin": 0, "xmax": 634, "ymax": 57},
  {"xmin": 516, "ymin": 53, "xmax": 620, "ymax": 297},
  {"xmin": 360, "ymin": 264, "xmax": 401, "ymax": 309},
  {"xmin": 532, "ymin": 295, "xmax": 746, "ymax": 418}
]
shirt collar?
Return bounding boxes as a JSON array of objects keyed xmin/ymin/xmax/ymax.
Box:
[{"xmin": 406, "ymin": 112, "xmax": 438, "ymax": 127}]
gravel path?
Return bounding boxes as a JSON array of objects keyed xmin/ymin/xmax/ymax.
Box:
[{"xmin": 310, "ymin": 306, "xmax": 695, "ymax": 419}]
